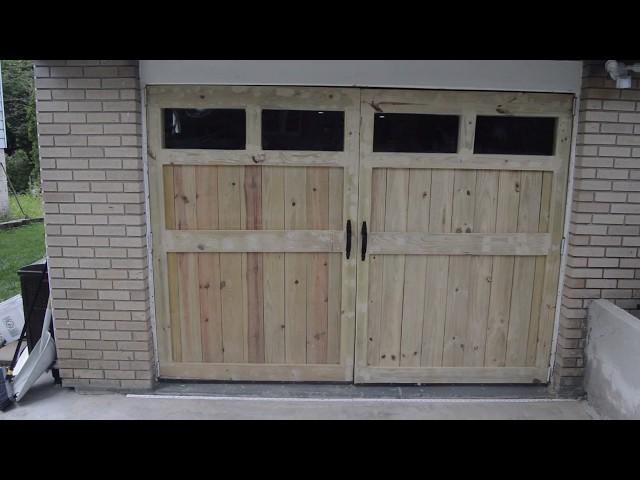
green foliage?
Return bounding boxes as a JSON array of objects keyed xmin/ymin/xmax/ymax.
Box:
[
  {"xmin": 1, "ymin": 60, "xmax": 39, "ymax": 192},
  {"xmin": 0, "ymin": 223, "xmax": 45, "ymax": 302},
  {"xmin": 0, "ymin": 193, "xmax": 43, "ymax": 222},
  {"xmin": 5, "ymin": 149, "xmax": 32, "ymax": 193}
]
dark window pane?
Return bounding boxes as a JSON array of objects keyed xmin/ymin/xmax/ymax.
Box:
[
  {"xmin": 474, "ymin": 116, "xmax": 556, "ymax": 155},
  {"xmin": 262, "ymin": 109, "xmax": 344, "ymax": 151},
  {"xmin": 373, "ymin": 113, "xmax": 459, "ymax": 153},
  {"xmin": 164, "ymin": 108, "xmax": 246, "ymax": 149}
]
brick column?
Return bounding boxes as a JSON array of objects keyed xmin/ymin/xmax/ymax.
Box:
[
  {"xmin": 553, "ymin": 60, "xmax": 640, "ymax": 396},
  {"xmin": 34, "ymin": 60, "xmax": 154, "ymax": 390}
]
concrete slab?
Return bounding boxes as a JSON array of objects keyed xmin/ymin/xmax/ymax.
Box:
[{"xmin": 1, "ymin": 376, "xmax": 599, "ymax": 420}]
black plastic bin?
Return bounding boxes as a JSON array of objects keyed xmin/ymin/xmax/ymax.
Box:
[{"xmin": 18, "ymin": 259, "xmax": 50, "ymax": 352}]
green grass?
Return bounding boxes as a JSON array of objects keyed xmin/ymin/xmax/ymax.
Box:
[
  {"xmin": 0, "ymin": 193, "xmax": 44, "ymax": 222},
  {"xmin": 0, "ymin": 223, "xmax": 45, "ymax": 302}
]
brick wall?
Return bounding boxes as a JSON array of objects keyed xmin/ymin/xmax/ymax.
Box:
[
  {"xmin": 553, "ymin": 60, "xmax": 640, "ymax": 396},
  {"xmin": 34, "ymin": 60, "xmax": 154, "ymax": 390}
]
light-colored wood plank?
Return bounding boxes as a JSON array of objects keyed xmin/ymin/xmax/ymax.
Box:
[
  {"xmin": 285, "ymin": 253, "xmax": 307, "ymax": 364},
  {"xmin": 166, "ymin": 252, "xmax": 181, "ymax": 363},
  {"xmin": 506, "ymin": 171, "xmax": 543, "ymax": 366},
  {"xmin": 365, "ymin": 154, "xmax": 557, "ymax": 172},
  {"xmin": 261, "ymin": 167, "xmax": 286, "ymax": 364},
  {"xmin": 327, "ymin": 168, "xmax": 343, "ymax": 363},
  {"xmin": 354, "ymin": 366, "xmax": 548, "ymax": 384},
  {"xmin": 465, "ymin": 171, "xmax": 498, "ymax": 366},
  {"xmin": 400, "ymin": 169, "xmax": 431, "ymax": 366},
  {"xmin": 177, "ymin": 253, "xmax": 203, "ymax": 362},
  {"xmin": 284, "ymin": 167, "xmax": 309, "ymax": 364},
  {"xmin": 421, "ymin": 169, "xmax": 454, "ymax": 367},
  {"xmin": 369, "ymin": 232, "xmax": 551, "ymax": 256},
  {"xmin": 443, "ymin": 170, "xmax": 476, "ymax": 366},
  {"xmin": 379, "ymin": 169, "xmax": 409, "ymax": 367},
  {"xmin": 219, "ymin": 253, "xmax": 247, "ymax": 363},
  {"xmin": 536, "ymin": 116, "xmax": 573, "ymax": 369},
  {"xmin": 218, "ymin": 167, "xmax": 247, "ymax": 363},
  {"xmin": 306, "ymin": 167, "xmax": 329, "ymax": 363},
  {"xmin": 164, "ymin": 230, "xmax": 343, "ymax": 253},
  {"xmin": 163, "ymin": 165, "xmax": 176, "ymax": 230},
  {"xmin": 365, "ymin": 169, "xmax": 387, "ymax": 366},
  {"xmin": 245, "ymin": 166, "xmax": 264, "ymax": 363},
  {"xmin": 195, "ymin": 166, "xmax": 219, "ymax": 229},
  {"xmin": 485, "ymin": 171, "xmax": 521, "ymax": 366},
  {"xmin": 173, "ymin": 165, "xmax": 198, "ymax": 230},
  {"xmin": 198, "ymin": 253, "xmax": 223, "ymax": 363},
  {"xmin": 160, "ymin": 362, "xmax": 350, "ymax": 382},
  {"xmin": 527, "ymin": 173, "xmax": 553, "ymax": 365}
]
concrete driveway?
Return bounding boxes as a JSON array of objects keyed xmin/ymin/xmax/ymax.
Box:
[{"xmin": 2, "ymin": 376, "xmax": 599, "ymax": 420}]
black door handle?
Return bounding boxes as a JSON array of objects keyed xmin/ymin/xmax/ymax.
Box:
[
  {"xmin": 361, "ymin": 221, "xmax": 367, "ymax": 261},
  {"xmin": 346, "ymin": 220, "xmax": 352, "ymax": 259}
]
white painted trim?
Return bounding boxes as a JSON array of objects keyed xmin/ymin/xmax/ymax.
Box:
[
  {"xmin": 127, "ymin": 394, "xmax": 577, "ymax": 403},
  {"xmin": 140, "ymin": 60, "xmax": 583, "ymax": 94},
  {"xmin": 547, "ymin": 88, "xmax": 582, "ymax": 383},
  {"xmin": 139, "ymin": 66, "xmax": 160, "ymax": 379}
]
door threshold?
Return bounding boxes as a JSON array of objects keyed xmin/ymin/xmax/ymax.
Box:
[{"xmin": 147, "ymin": 381, "xmax": 556, "ymax": 400}]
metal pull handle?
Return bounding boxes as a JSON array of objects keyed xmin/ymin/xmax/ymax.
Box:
[
  {"xmin": 346, "ymin": 220, "xmax": 352, "ymax": 259},
  {"xmin": 361, "ymin": 221, "xmax": 368, "ymax": 261}
]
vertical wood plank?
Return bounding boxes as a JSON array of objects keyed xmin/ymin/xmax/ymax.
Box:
[
  {"xmin": 536, "ymin": 116, "xmax": 572, "ymax": 369},
  {"xmin": 166, "ymin": 252, "xmax": 181, "ymax": 362},
  {"xmin": 245, "ymin": 166, "xmax": 264, "ymax": 363},
  {"xmin": 306, "ymin": 167, "xmax": 329, "ymax": 363},
  {"xmin": 507, "ymin": 171, "xmax": 543, "ymax": 366},
  {"xmin": 442, "ymin": 170, "xmax": 476, "ymax": 366},
  {"xmin": 527, "ymin": 172, "xmax": 553, "ymax": 365},
  {"xmin": 198, "ymin": 253, "xmax": 223, "ymax": 363},
  {"xmin": 218, "ymin": 167, "xmax": 246, "ymax": 363},
  {"xmin": 378, "ymin": 168, "xmax": 409, "ymax": 367},
  {"xmin": 163, "ymin": 165, "xmax": 176, "ymax": 230},
  {"xmin": 400, "ymin": 169, "xmax": 431, "ymax": 366},
  {"xmin": 174, "ymin": 166, "xmax": 198, "ymax": 230},
  {"xmin": 465, "ymin": 171, "xmax": 498, "ymax": 366},
  {"xmin": 284, "ymin": 167, "xmax": 308, "ymax": 363},
  {"xmin": 195, "ymin": 165, "xmax": 219, "ymax": 229},
  {"xmin": 366, "ymin": 169, "xmax": 387, "ymax": 366},
  {"xmin": 195, "ymin": 166, "xmax": 223, "ymax": 363},
  {"xmin": 262, "ymin": 167, "xmax": 286, "ymax": 363},
  {"xmin": 485, "ymin": 171, "xmax": 521, "ymax": 366},
  {"xmin": 285, "ymin": 253, "xmax": 307, "ymax": 364},
  {"xmin": 178, "ymin": 252, "xmax": 203, "ymax": 362},
  {"xmin": 421, "ymin": 169, "xmax": 454, "ymax": 367},
  {"xmin": 327, "ymin": 168, "xmax": 343, "ymax": 363}
]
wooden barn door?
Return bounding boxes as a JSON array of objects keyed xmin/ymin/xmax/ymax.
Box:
[
  {"xmin": 148, "ymin": 86, "xmax": 359, "ymax": 381},
  {"xmin": 354, "ymin": 89, "xmax": 573, "ymax": 383}
]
